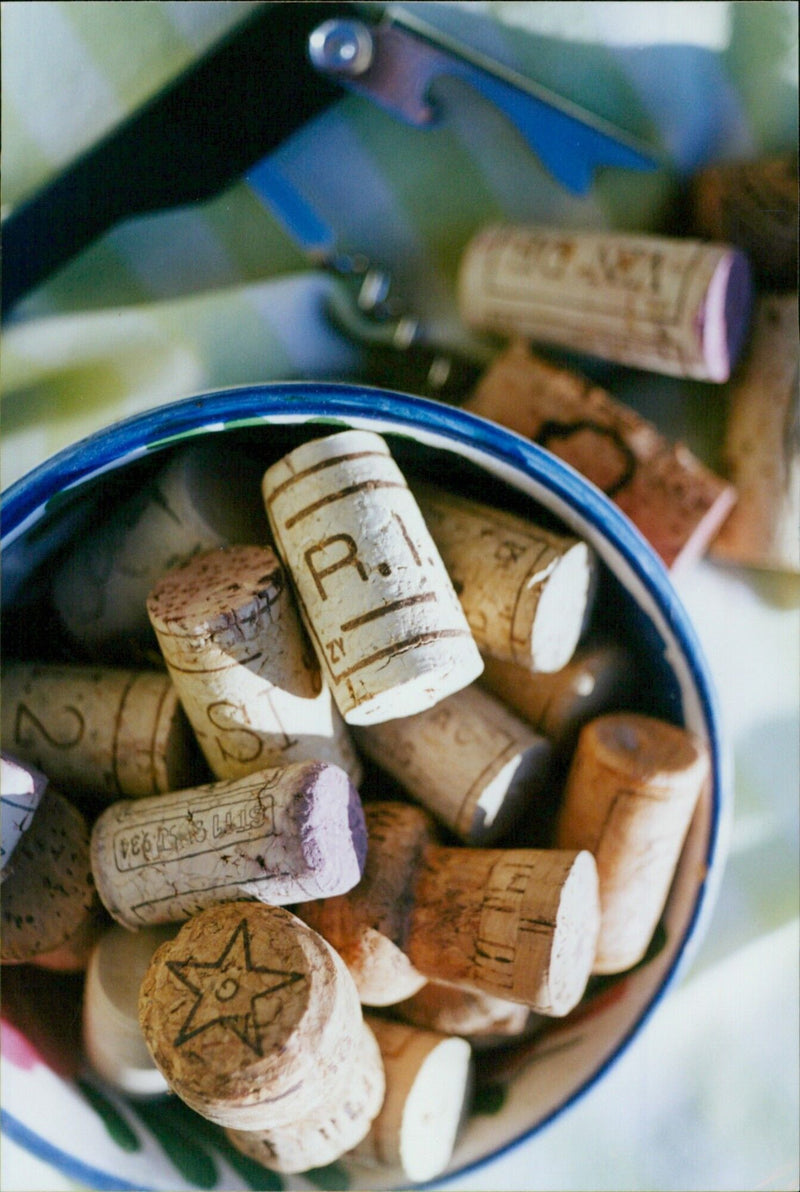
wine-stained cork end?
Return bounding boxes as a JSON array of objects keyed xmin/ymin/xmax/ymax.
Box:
[
  {"xmin": 293, "ymin": 762, "xmax": 368, "ymax": 897},
  {"xmin": 1, "ymin": 752, "xmax": 47, "ymax": 880},
  {"xmin": 138, "ymin": 901, "xmax": 363, "ymax": 1130},
  {"xmin": 700, "ymin": 248, "xmax": 753, "ymax": 382}
]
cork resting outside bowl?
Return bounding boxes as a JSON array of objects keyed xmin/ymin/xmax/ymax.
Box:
[{"xmin": 0, "ymin": 382, "xmax": 729, "ymax": 1192}]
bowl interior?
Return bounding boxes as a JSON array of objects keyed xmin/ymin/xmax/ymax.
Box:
[{"xmin": 1, "ymin": 382, "xmax": 727, "ymax": 1192}]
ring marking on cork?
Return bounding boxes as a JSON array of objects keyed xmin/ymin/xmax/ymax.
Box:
[
  {"xmin": 166, "ymin": 918, "xmax": 303, "ymax": 1055},
  {"xmin": 266, "ymin": 448, "xmax": 392, "ymax": 502},
  {"xmin": 285, "ymin": 480, "xmax": 407, "ymax": 529}
]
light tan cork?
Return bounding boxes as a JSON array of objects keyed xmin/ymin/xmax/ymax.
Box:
[
  {"xmin": 352, "ymin": 1015, "xmax": 473, "ymax": 1182},
  {"xmin": 1, "ymin": 662, "xmax": 200, "ymax": 800},
  {"xmin": 458, "ymin": 225, "xmax": 753, "ymax": 382},
  {"xmin": 297, "ymin": 802, "xmax": 434, "ymax": 1005},
  {"xmin": 354, "ymin": 682, "xmax": 553, "ymax": 844},
  {"xmin": 52, "ymin": 442, "xmax": 270, "ymax": 654},
  {"xmin": 83, "ymin": 922, "xmax": 178, "ymax": 1096},
  {"xmin": 556, "ymin": 712, "xmax": 710, "ymax": 973},
  {"xmin": 1, "ymin": 787, "xmax": 104, "ymax": 969},
  {"xmin": 302, "ymin": 803, "xmax": 599, "ymax": 1016},
  {"xmin": 394, "ymin": 980, "xmax": 534, "ymax": 1048},
  {"xmin": 90, "ymin": 761, "xmax": 367, "ymax": 928},
  {"xmin": 464, "ymin": 340, "xmax": 737, "ymax": 570},
  {"xmin": 689, "ymin": 152, "xmax": 798, "ymax": 289},
  {"xmin": 146, "ymin": 545, "xmax": 362, "ymax": 783},
  {"xmin": 480, "ymin": 640, "xmax": 636, "ymax": 756},
  {"xmin": 413, "ymin": 482, "xmax": 596, "ymax": 672},
  {"xmin": 262, "ymin": 430, "xmax": 483, "ymax": 725},
  {"xmin": 138, "ymin": 902, "xmax": 366, "ymax": 1130},
  {"xmin": 407, "ymin": 844, "xmax": 599, "ymax": 1015},
  {"xmin": 225, "ymin": 1020, "xmax": 385, "ymax": 1172},
  {"xmin": 711, "ymin": 293, "xmax": 799, "ymax": 573}
]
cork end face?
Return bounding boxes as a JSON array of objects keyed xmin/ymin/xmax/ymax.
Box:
[
  {"xmin": 138, "ymin": 902, "xmax": 357, "ymax": 1130},
  {"xmin": 589, "ymin": 713, "xmax": 710, "ymax": 790},
  {"xmin": 700, "ymin": 248, "xmax": 753, "ymax": 382},
  {"xmin": 398, "ymin": 1035, "xmax": 474, "ymax": 1182},
  {"xmin": 546, "ymin": 849, "xmax": 600, "ymax": 1017},
  {"xmin": 529, "ymin": 541, "xmax": 597, "ymax": 673},
  {"xmin": 1, "ymin": 752, "xmax": 47, "ymax": 880},
  {"xmin": 146, "ymin": 544, "xmax": 284, "ymax": 639},
  {"xmin": 293, "ymin": 763, "xmax": 368, "ymax": 899}
]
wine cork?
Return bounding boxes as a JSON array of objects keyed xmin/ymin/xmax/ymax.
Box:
[
  {"xmin": 90, "ymin": 761, "xmax": 367, "ymax": 928},
  {"xmin": 395, "ymin": 980, "xmax": 534, "ymax": 1047},
  {"xmin": 413, "ymin": 483, "xmax": 596, "ymax": 672},
  {"xmin": 262, "ymin": 430, "xmax": 483, "ymax": 725},
  {"xmin": 52, "ymin": 442, "xmax": 270, "ymax": 654},
  {"xmin": 556, "ymin": 712, "xmax": 710, "ymax": 974},
  {"xmin": 480, "ymin": 640, "xmax": 636, "ymax": 755},
  {"xmin": 1, "ymin": 751, "xmax": 47, "ymax": 880},
  {"xmin": 303, "ymin": 803, "xmax": 599, "ymax": 1015},
  {"xmin": 689, "ymin": 152, "xmax": 799, "ymax": 289},
  {"xmin": 458, "ymin": 224, "xmax": 753, "ymax": 382},
  {"xmin": 83, "ymin": 923, "xmax": 177, "ymax": 1096},
  {"xmin": 711, "ymin": 293, "xmax": 799, "ymax": 573},
  {"xmin": 1, "ymin": 787, "xmax": 103, "ymax": 969},
  {"xmin": 353, "ymin": 683, "xmax": 553, "ymax": 844},
  {"xmin": 147, "ymin": 545, "xmax": 362, "ymax": 784},
  {"xmin": 225, "ymin": 1021, "xmax": 385, "ymax": 1173},
  {"xmin": 352, "ymin": 1015, "xmax": 473, "ymax": 1182},
  {"xmin": 1, "ymin": 662, "xmax": 201, "ymax": 800},
  {"xmin": 407, "ymin": 844, "xmax": 599, "ymax": 1015},
  {"xmin": 464, "ymin": 340, "xmax": 738, "ymax": 570},
  {"xmin": 298, "ymin": 802, "xmax": 434, "ymax": 1006},
  {"xmin": 139, "ymin": 901, "xmax": 366, "ymax": 1130}
]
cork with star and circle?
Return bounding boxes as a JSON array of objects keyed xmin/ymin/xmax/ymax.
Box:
[{"xmin": 138, "ymin": 900, "xmax": 365, "ymax": 1130}]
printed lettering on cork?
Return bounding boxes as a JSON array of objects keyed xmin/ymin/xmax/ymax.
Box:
[{"xmin": 262, "ymin": 430, "xmax": 484, "ymax": 725}]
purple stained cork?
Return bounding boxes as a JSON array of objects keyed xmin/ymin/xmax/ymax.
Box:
[
  {"xmin": 458, "ymin": 226, "xmax": 755, "ymax": 382},
  {"xmin": 698, "ymin": 246, "xmax": 754, "ymax": 383},
  {"xmin": 1, "ymin": 752, "xmax": 48, "ymax": 880},
  {"xmin": 90, "ymin": 760, "xmax": 368, "ymax": 928},
  {"xmin": 291, "ymin": 761, "xmax": 369, "ymax": 900}
]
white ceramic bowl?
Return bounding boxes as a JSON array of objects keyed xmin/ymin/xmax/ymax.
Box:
[{"xmin": 1, "ymin": 382, "xmax": 729, "ymax": 1191}]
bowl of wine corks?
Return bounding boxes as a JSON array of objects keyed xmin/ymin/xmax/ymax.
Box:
[{"xmin": 1, "ymin": 382, "xmax": 728, "ymax": 1191}]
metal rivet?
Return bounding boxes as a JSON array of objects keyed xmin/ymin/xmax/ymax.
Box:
[{"xmin": 308, "ymin": 19, "xmax": 374, "ymax": 77}]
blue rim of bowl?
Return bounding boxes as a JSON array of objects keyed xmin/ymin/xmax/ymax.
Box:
[{"xmin": 1, "ymin": 380, "xmax": 730, "ymax": 1191}]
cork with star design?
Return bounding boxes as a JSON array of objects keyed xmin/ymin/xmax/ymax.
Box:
[{"xmin": 138, "ymin": 900, "xmax": 365, "ymax": 1130}]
